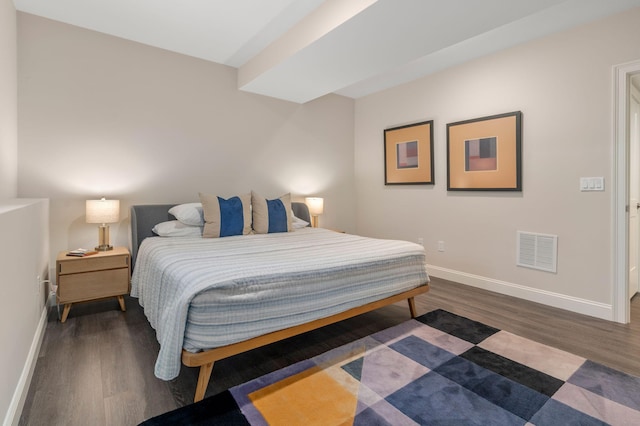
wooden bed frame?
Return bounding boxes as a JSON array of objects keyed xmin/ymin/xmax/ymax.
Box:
[
  {"xmin": 183, "ymin": 284, "xmax": 429, "ymax": 401},
  {"xmin": 130, "ymin": 203, "xmax": 429, "ymax": 402}
]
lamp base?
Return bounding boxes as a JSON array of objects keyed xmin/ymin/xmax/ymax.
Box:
[
  {"xmin": 96, "ymin": 224, "xmax": 113, "ymax": 251},
  {"xmin": 311, "ymin": 216, "xmax": 319, "ymax": 228}
]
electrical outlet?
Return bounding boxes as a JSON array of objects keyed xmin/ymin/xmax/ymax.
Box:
[
  {"xmin": 36, "ymin": 275, "xmax": 40, "ymax": 293},
  {"xmin": 417, "ymin": 238, "xmax": 424, "ymax": 246},
  {"xmin": 438, "ymin": 241, "xmax": 445, "ymax": 252}
]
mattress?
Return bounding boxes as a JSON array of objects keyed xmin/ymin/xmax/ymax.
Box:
[{"xmin": 131, "ymin": 227, "xmax": 429, "ymax": 380}]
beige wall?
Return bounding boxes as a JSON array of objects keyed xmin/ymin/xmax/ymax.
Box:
[
  {"xmin": 17, "ymin": 13, "xmax": 355, "ymax": 261},
  {"xmin": 354, "ymin": 7, "xmax": 640, "ymax": 320},
  {"xmin": 16, "ymin": 7, "xmax": 640, "ymax": 322},
  {"xmin": 0, "ymin": 199, "xmax": 49, "ymax": 426},
  {"xmin": 0, "ymin": 0, "xmax": 17, "ymax": 198}
]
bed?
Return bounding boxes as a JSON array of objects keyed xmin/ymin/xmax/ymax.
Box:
[{"xmin": 130, "ymin": 201, "xmax": 430, "ymax": 402}]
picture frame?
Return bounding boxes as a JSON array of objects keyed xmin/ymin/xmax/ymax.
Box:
[
  {"xmin": 447, "ymin": 111, "xmax": 522, "ymax": 191},
  {"xmin": 384, "ymin": 120, "xmax": 434, "ymax": 185}
]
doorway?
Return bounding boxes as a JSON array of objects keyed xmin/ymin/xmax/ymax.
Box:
[{"xmin": 613, "ymin": 60, "xmax": 640, "ymax": 323}]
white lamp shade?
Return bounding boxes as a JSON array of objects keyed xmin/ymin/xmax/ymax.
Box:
[
  {"xmin": 86, "ymin": 198, "xmax": 120, "ymax": 224},
  {"xmin": 305, "ymin": 197, "xmax": 324, "ymax": 216}
]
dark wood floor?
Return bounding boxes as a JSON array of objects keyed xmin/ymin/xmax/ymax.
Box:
[{"xmin": 19, "ymin": 277, "xmax": 640, "ymax": 425}]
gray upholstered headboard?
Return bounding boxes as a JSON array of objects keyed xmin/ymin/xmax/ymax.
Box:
[{"xmin": 130, "ymin": 201, "xmax": 311, "ymax": 268}]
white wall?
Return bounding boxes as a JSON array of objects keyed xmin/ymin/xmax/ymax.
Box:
[
  {"xmin": 1, "ymin": 6, "xmax": 49, "ymax": 425},
  {"xmin": 0, "ymin": 0, "xmax": 17, "ymax": 198},
  {"xmin": 354, "ymin": 7, "xmax": 640, "ymax": 320},
  {"xmin": 0, "ymin": 199, "xmax": 49, "ymax": 426},
  {"xmin": 17, "ymin": 13, "xmax": 355, "ymax": 260}
]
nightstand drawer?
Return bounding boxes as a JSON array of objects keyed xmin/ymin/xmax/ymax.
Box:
[
  {"xmin": 57, "ymin": 268, "xmax": 129, "ymax": 303},
  {"xmin": 58, "ymin": 254, "xmax": 129, "ymax": 275}
]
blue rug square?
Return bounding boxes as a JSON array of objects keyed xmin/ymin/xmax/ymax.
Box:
[
  {"xmin": 389, "ymin": 334, "xmax": 457, "ymax": 369},
  {"xmin": 530, "ymin": 398, "xmax": 608, "ymax": 426},
  {"xmin": 386, "ymin": 371, "xmax": 527, "ymax": 425},
  {"xmin": 434, "ymin": 355, "xmax": 549, "ymax": 420},
  {"xmin": 569, "ymin": 359, "xmax": 640, "ymax": 410}
]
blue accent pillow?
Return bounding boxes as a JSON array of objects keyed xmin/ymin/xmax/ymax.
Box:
[
  {"xmin": 218, "ymin": 196, "xmax": 245, "ymax": 237},
  {"xmin": 266, "ymin": 199, "xmax": 288, "ymax": 233},
  {"xmin": 200, "ymin": 192, "xmax": 251, "ymax": 238},
  {"xmin": 251, "ymin": 191, "xmax": 292, "ymax": 234}
]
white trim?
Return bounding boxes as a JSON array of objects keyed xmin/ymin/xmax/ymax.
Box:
[
  {"xmin": 2, "ymin": 306, "xmax": 47, "ymax": 426},
  {"xmin": 612, "ymin": 60, "xmax": 640, "ymax": 324},
  {"xmin": 428, "ymin": 265, "xmax": 613, "ymax": 320}
]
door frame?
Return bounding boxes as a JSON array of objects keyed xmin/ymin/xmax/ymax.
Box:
[
  {"xmin": 613, "ymin": 60, "xmax": 640, "ymax": 323},
  {"xmin": 630, "ymin": 83, "xmax": 640, "ymax": 300}
]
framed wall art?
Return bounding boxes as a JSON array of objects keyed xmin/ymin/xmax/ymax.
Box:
[
  {"xmin": 447, "ymin": 111, "xmax": 522, "ymax": 191},
  {"xmin": 384, "ymin": 120, "xmax": 434, "ymax": 185}
]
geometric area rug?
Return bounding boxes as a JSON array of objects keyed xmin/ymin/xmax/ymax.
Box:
[{"xmin": 140, "ymin": 309, "xmax": 640, "ymax": 425}]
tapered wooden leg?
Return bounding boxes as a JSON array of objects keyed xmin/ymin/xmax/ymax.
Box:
[
  {"xmin": 61, "ymin": 303, "xmax": 72, "ymax": 323},
  {"xmin": 117, "ymin": 295, "xmax": 126, "ymax": 311},
  {"xmin": 194, "ymin": 362, "xmax": 214, "ymax": 402},
  {"xmin": 407, "ymin": 297, "xmax": 417, "ymax": 318}
]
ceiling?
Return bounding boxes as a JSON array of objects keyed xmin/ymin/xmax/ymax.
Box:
[{"xmin": 13, "ymin": 0, "xmax": 640, "ymax": 103}]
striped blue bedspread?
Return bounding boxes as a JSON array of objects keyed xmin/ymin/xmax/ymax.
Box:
[{"xmin": 131, "ymin": 228, "xmax": 429, "ymax": 380}]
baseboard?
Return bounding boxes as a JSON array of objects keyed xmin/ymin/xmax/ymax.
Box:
[
  {"xmin": 3, "ymin": 305, "xmax": 48, "ymax": 426},
  {"xmin": 427, "ymin": 264, "xmax": 613, "ymax": 321}
]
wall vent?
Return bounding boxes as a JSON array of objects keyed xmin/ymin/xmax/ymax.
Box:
[{"xmin": 517, "ymin": 231, "xmax": 558, "ymax": 273}]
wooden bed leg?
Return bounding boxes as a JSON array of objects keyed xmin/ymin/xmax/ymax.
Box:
[
  {"xmin": 194, "ymin": 362, "xmax": 214, "ymax": 403},
  {"xmin": 407, "ymin": 297, "xmax": 417, "ymax": 318}
]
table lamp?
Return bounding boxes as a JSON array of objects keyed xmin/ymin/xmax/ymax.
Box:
[
  {"xmin": 305, "ymin": 197, "xmax": 324, "ymax": 228},
  {"xmin": 86, "ymin": 198, "xmax": 120, "ymax": 251}
]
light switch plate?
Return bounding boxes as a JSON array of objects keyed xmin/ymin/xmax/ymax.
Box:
[{"xmin": 580, "ymin": 177, "xmax": 604, "ymax": 191}]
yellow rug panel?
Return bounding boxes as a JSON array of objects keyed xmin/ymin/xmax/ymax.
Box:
[{"xmin": 249, "ymin": 365, "xmax": 358, "ymax": 425}]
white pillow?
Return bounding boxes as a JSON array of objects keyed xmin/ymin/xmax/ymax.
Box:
[
  {"xmin": 152, "ymin": 220, "xmax": 202, "ymax": 237},
  {"xmin": 292, "ymin": 213, "xmax": 309, "ymax": 229},
  {"xmin": 169, "ymin": 203, "xmax": 204, "ymax": 226}
]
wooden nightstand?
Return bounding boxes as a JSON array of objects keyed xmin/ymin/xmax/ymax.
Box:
[{"xmin": 56, "ymin": 246, "xmax": 130, "ymax": 323}]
